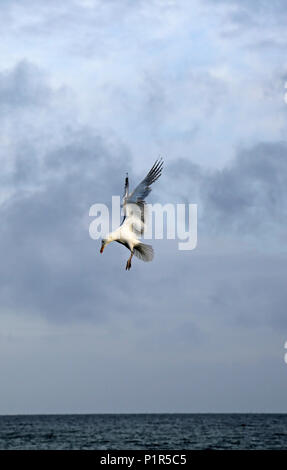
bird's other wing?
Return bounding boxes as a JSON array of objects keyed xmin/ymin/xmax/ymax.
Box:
[
  {"xmin": 120, "ymin": 173, "xmax": 129, "ymax": 225},
  {"xmin": 126, "ymin": 158, "xmax": 163, "ymax": 204},
  {"xmin": 123, "ymin": 172, "xmax": 129, "ymax": 199}
]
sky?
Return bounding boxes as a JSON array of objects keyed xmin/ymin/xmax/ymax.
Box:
[{"xmin": 0, "ymin": 0, "xmax": 287, "ymax": 414}]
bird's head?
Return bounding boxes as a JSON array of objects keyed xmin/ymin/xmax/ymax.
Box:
[
  {"xmin": 100, "ymin": 238, "xmax": 107, "ymax": 253},
  {"xmin": 100, "ymin": 232, "xmax": 116, "ymax": 253}
]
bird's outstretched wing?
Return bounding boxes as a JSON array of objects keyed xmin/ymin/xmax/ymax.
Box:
[
  {"xmin": 121, "ymin": 158, "xmax": 163, "ymax": 235},
  {"xmin": 126, "ymin": 158, "xmax": 163, "ymax": 204}
]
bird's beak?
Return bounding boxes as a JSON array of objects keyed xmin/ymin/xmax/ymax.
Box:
[{"xmin": 100, "ymin": 245, "xmax": 104, "ymax": 253}]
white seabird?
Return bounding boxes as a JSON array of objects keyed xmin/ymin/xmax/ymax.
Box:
[{"xmin": 100, "ymin": 158, "xmax": 163, "ymax": 270}]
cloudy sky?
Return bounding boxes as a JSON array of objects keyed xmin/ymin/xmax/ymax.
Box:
[{"xmin": 1, "ymin": 0, "xmax": 287, "ymax": 414}]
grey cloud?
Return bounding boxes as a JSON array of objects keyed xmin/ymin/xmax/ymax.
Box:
[
  {"xmin": 168, "ymin": 142, "xmax": 287, "ymax": 237},
  {"xmin": 0, "ymin": 151, "xmax": 125, "ymax": 323},
  {"xmin": 207, "ymin": 0, "xmax": 287, "ymax": 35},
  {"xmin": 0, "ymin": 60, "xmax": 133, "ymax": 322},
  {"xmin": 208, "ymin": 0, "xmax": 287, "ymax": 16},
  {"xmin": 0, "ymin": 59, "xmax": 286, "ymax": 336},
  {"xmin": 0, "ymin": 60, "xmax": 52, "ymax": 109},
  {"xmin": 0, "ymin": 0, "xmax": 157, "ymax": 54},
  {"xmin": 202, "ymin": 142, "xmax": 287, "ymax": 234},
  {"xmin": 205, "ymin": 0, "xmax": 287, "ymax": 60}
]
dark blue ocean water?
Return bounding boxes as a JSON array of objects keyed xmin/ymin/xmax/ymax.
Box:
[{"xmin": 0, "ymin": 414, "xmax": 286, "ymax": 450}]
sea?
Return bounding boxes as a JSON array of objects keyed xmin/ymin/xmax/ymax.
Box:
[{"xmin": 0, "ymin": 414, "xmax": 286, "ymax": 450}]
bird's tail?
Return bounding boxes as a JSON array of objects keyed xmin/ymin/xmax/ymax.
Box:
[{"xmin": 134, "ymin": 243, "xmax": 154, "ymax": 262}]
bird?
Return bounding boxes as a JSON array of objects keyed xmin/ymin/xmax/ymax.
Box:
[{"xmin": 100, "ymin": 158, "xmax": 163, "ymax": 270}]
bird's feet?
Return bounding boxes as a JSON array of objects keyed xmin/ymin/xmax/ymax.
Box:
[{"xmin": 125, "ymin": 259, "xmax": 132, "ymax": 270}]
